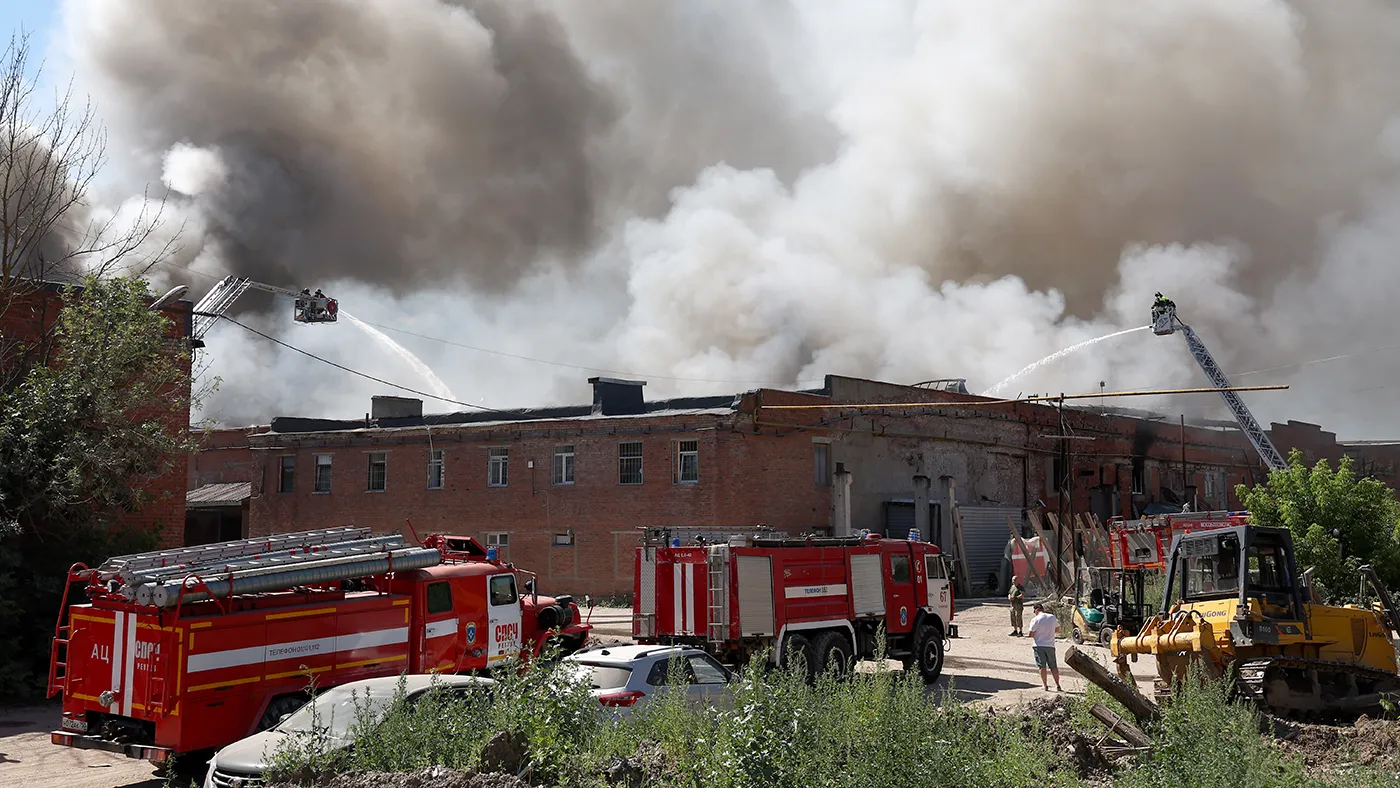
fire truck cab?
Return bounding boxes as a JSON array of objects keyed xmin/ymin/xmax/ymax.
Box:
[
  {"xmin": 634, "ymin": 529, "xmax": 956, "ymax": 682},
  {"xmin": 47, "ymin": 528, "xmax": 588, "ymax": 766}
]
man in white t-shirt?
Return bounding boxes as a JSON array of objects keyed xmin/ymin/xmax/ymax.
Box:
[{"xmin": 1027, "ymin": 602, "xmax": 1062, "ymax": 691}]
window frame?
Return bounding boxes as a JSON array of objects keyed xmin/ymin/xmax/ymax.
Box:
[
  {"xmin": 366, "ymin": 451, "xmax": 388, "ymax": 493},
  {"xmin": 890, "ymin": 554, "xmax": 912, "ymax": 584},
  {"xmin": 674, "ymin": 439, "xmax": 699, "ymax": 484},
  {"xmin": 814, "ymin": 443, "xmax": 831, "ymax": 487},
  {"xmin": 427, "ymin": 448, "xmax": 445, "ymax": 490},
  {"xmin": 553, "ymin": 532, "xmax": 575, "ymax": 547},
  {"xmin": 313, "ymin": 454, "xmax": 333, "ymax": 494},
  {"xmin": 618, "ymin": 441, "xmax": 643, "ymax": 485},
  {"xmin": 552, "ymin": 445, "xmax": 575, "ymax": 486},
  {"xmin": 426, "ymin": 581, "xmax": 453, "ymax": 615},
  {"xmin": 488, "ymin": 447, "xmax": 509, "ymax": 488},
  {"xmin": 488, "ymin": 574, "xmax": 518, "ymax": 606},
  {"xmin": 278, "ymin": 456, "xmax": 295, "ymax": 494},
  {"xmin": 486, "ymin": 532, "xmax": 510, "ymax": 548}
]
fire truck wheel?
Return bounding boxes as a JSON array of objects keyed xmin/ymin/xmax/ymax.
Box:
[
  {"xmin": 780, "ymin": 633, "xmax": 815, "ymax": 681},
  {"xmin": 812, "ymin": 631, "xmax": 854, "ymax": 680},
  {"xmin": 912, "ymin": 624, "xmax": 945, "ymax": 683},
  {"xmin": 258, "ymin": 694, "xmax": 309, "ymax": 732}
]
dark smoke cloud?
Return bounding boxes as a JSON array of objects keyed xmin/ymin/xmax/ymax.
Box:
[
  {"xmin": 57, "ymin": 0, "xmax": 1400, "ymax": 438},
  {"xmin": 74, "ymin": 0, "xmax": 617, "ymax": 293}
]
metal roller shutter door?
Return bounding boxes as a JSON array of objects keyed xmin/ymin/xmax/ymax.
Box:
[{"xmin": 955, "ymin": 506, "xmax": 1026, "ymax": 594}]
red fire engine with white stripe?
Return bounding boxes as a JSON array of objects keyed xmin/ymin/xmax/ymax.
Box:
[
  {"xmin": 1106, "ymin": 511, "xmax": 1250, "ymax": 569},
  {"xmin": 633, "ymin": 528, "xmax": 957, "ymax": 681},
  {"xmin": 47, "ymin": 527, "xmax": 590, "ymax": 765}
]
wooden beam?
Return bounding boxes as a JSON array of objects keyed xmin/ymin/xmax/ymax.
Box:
[
  {"xmin": 1089, "ymin": 703, "xmax": 1153, "ymax": 749},
  {"xmin": 1065, "ymin": 645, "xmax": 1160, "ymax": 725}
]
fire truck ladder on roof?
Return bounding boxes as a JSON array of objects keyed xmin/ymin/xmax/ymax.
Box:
[
  {"xmin": 94, "ymin": 527, "xmax": 443, "ymax": 610},
  {"xmin": 96, "ymin": 526, "xmax": 371, "ymax": 582},
  {"xmin": 1151, "ymin": 298, "xmax": 1286, "ymax": 471}
]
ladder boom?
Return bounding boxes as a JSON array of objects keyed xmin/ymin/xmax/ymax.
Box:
[{"xmin": 1151, "ymin": 297, "xmax": 1286, "ymax": 471}]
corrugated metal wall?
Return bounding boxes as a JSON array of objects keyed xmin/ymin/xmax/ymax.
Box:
[{"xmin": 956, "ymin": 506, "xmax": 1026, "ymax": 596}]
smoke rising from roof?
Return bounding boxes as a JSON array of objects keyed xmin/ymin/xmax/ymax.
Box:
[{"xmin": 57, "ymin": 0, "xmax": 1400, "ymax": 436}]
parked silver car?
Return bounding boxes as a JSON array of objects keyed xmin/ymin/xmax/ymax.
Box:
[
  {"xmin": 203, "ymin": 674, "xmax": 496, "ymax": 788},
  {"xmin": 562, "ymin": 643, "xmax": 734, "ymax": 714}
]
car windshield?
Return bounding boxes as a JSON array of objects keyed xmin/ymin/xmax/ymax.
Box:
[
  {"xmin": 277, "ymin": 685, "xmax": 401, "ymax": 739},
  {"xmin": 564, "ymin": 661, "xmax": 633, "ymax": 690}
]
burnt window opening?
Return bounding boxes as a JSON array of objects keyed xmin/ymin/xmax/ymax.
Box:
[{"xmin": 1131, "ymin": 459, "xmax": 1146, "ymax": 494}]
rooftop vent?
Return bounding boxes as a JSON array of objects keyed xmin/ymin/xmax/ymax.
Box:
[
  {"xmin": 372, "ymin": 395, "xmax": 423, "ymax": 420},
  {"xmin": 589, "ymin": 377, "xmax": 646, "ymax": 416}
]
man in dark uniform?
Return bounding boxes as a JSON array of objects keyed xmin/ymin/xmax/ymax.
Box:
[{"xmin": 1008, "ymin": 574, "xmax": 1026, "ymax": 637}]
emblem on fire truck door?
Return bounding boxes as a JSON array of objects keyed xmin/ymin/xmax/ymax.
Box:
[
  {"xmin": 900, "ymin": 607, "xmax": 908, "ymax": 626},
  {"xmin": 466, "ymin": 623, "xmax": 478, "ymax": 644}
]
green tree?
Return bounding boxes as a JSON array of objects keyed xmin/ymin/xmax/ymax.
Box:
[
  {"xmin": 0, "ymin": 276, "xmax": 195, "ymax": 698},
  {"xmin": 1236, "ymin": 450, "xmax": 1400, "ymax": 602}
]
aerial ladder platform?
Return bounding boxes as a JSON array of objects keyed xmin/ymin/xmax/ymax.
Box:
[
  {"xmin": 1151, "ymin": 294, "xmax": 1286, "ymax": 471},
  {"xmin": 191, "ymin": 276, "xmax": 338, "ymax": 341}
]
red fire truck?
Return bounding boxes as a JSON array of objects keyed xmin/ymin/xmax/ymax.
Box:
[
  {"xmin": 47, "ymin": 526, "xmax": 590, "ymax": 766},
  {"xmin": 632, "ymin": 529, "xmax": 957, "ymax": 681},
  {"xmin": 1106, "ymin": 511, "xmax": 1249, "ymax": 569}
]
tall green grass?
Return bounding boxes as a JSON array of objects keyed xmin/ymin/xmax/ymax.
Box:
[
  {"xmin": 267, "ymin": 652, "xmax": 1400, "ymax": 788},
  {"xmin": 267, "ymin": 654, "xmax": 1073, "ymax": 788}
]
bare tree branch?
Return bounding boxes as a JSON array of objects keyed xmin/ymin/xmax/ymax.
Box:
[{"xmin": 0, "ymin": 30, "xmax": 183, "ymax": 380}]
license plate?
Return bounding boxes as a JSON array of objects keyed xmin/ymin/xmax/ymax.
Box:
[{"xmin": 60, "ymin": 717, "xmax": 88, "ymax": 733}]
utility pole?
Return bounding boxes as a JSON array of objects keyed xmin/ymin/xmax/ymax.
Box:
[{"xmin": 1058, "ymin": 394, "xmax": 1073, "ymax": 592}]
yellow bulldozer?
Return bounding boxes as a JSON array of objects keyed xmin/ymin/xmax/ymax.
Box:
[{"xmin": 1111, "ymin": 523, "xmax": 1400, "ymax": 718}]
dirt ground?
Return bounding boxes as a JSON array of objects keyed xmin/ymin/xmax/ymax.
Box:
[
  {"xmin": 0, "ymin": 599, "xmax": 1153, "ymax": 788},
  {"xmin": 588, "ymin": 599, "xmax": 1159, "ymax": 706}
]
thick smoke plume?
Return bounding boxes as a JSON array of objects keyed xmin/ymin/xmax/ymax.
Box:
[{"xmin": 55, "ymin": 0, "xmax": 1400, "ymax": 436}]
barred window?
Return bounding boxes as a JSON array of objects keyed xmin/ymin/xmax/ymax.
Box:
[
  {"xmin": 488, "ymin": 447, "xmax": 509, "ymax": 487},
  {"xmin": 618, "ymin": 442, "xmax": 643, "ymax": 485},
  {"xmin": 367, "ymin": 452, "xmax": 387, "ymax": 492}
]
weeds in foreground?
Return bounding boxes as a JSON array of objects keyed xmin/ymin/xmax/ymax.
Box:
[
  {"xmin": 268, "ymin": 653, "xmax": 1073, "ymax": 788},
  {"xmin": 268, "ymin": 651, "xmax": 1400, "ymax": 788},
  {"xmin": 1069, "ymin": 663, "xmax": 1400, "ymax": 788}
]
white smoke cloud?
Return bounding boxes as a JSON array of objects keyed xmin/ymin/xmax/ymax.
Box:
[{"xmin": 51, "ymin": 0, "xmax": 1400, "ymax": 438}]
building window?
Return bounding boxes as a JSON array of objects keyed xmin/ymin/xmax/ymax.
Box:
[
  {"xmin": 427, "ymin": 449, "xmax": 444, "ymax": 490},
  {"xmin": 674, "ymin": 440, "xmax": 699, "ymax": 484},
  {"xmin": 1131, "ymin": 459, "xmax": 1146, "ymax": 494},
  {"xmin": 814, "ymin": 444, "xmax": 831, "ymax": 487},
  {"xmin": 554, "ymin": 532, "xmax": 574, "ymax": 547},
  {"xmin": 1051, "ymin": 453, "xmax": 1066, "ymax": 492},
  {"xmin": 553, "ymin": 445, "xmax": 575, "ymax": 485},
  {"xmin": 314, "ymin": 454, "xmax": 332, "ymax": 493},
  {"xmin": 618, "ymin": 441, "xmax": 643, "ymax": 485},
  {"xmin": 367, "ymin": 452, "xmax": 387, "ymax": 492},
  {"xmin": 278, "ymin": 456, "xmax": 295, "ymax": 493},
  {"xmin": 486, "ymin": 532, "xmax": 509, "ymax": 557},
  {"xmin": 488, "ymin": 447, "xmax": 509, "ymax": 487}
]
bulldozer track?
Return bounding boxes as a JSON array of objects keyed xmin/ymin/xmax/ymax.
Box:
[{"xmin": 1234, "ymin": 656, "xmax": 1400, "ymax": 719}]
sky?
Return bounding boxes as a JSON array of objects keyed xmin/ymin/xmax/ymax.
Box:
[{"xmin": 1, "ymin": 0, "xmax": 56, "ymax": 48}]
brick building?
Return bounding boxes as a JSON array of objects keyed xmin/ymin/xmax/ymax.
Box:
[
  {"xmin": 1, "ymin": 280, "xmax": 195, "ymax": 548},
  {"xmin": 192, "ymin": 373, "xmax": 1400, "ymax": 598}
]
